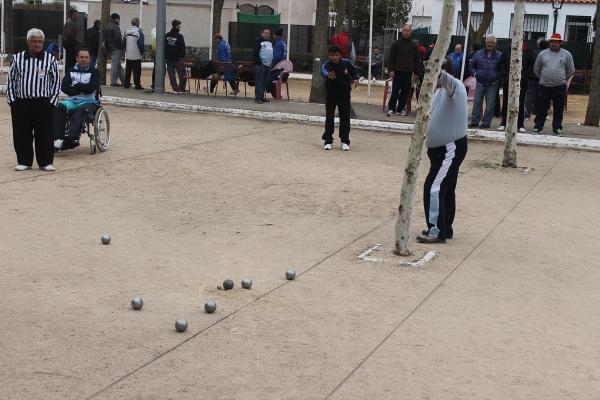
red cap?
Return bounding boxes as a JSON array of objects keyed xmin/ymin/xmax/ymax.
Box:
[{"xmin": 549, "ymin": 33, "xmax": 562, "ymax": 41}]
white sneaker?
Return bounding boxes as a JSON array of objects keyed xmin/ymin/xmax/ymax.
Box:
[
  {"xmin": 371, "ymin": 77, "xmax": 376, "ymax": 82},
  {"xmin": 498, "ymin": 126, "xmax": 506, "ymax": 131},
  {"xmin": 386, "ymin": 109, "xmax": 394, "ymax": 117},
  {"xmin": 400, "ymin": 110, "xmax": 407, "ymax": 116},
  {"xmin": 54, "ymin": 139, "xmax": 64, "ymax": 149},
  {"xmin": 341, "ymin": 143, "xmax": 350, "ymax": 151},
  {"xmin": 323, "ymin": 143, "xmax": 332, "ymax": 151},
  {"xmin": 518, "ymin": 127, "xmax": 527, "ymax": 133},
  {"xmin": 14, "ymin": 165, "xmax": 31, "ymax": 171},
  {"xmin": 41, "ymin": 164, "xmax": 56, "ymax": 172}
]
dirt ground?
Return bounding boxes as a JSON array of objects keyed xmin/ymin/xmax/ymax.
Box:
[
  {"xmin": 135, "ymin": 69, "xmax": 591, "ymax": 124},
  {"xmin": 1, "ymin": 102, "xmax": 600, "ymax": 399}
]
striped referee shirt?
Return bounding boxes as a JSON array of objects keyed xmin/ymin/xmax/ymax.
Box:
[{"xmin": 6, "ymin": 50, "xmax": 61, "ymax": 106}]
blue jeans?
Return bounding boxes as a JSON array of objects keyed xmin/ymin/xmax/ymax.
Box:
[
  {"xmin": 254, "ymin": 64, "xmax": 270, "ymax": 100},
  {"xmin": 471, "ymin": 82, "xmax": 499, "ymax": 126},
  {"xmin": 534, "ymin": 84, "xmax": 566, "ymax": 131}
]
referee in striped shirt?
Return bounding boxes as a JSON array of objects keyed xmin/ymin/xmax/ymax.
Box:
[{"xmin": 7, "ymin": 28, "xmax": 60, "ymax": 172}]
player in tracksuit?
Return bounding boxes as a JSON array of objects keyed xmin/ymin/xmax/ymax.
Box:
[
  {"xmin": 320, "ymin": 45, "xmax": 358, "ymax": 151},
  {"xmin": 418, "ymin": 58, "xmax": 468, "ymax": 244}
]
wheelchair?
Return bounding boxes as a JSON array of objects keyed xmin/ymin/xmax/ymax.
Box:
[{"xmin": 63, "ymin": 104, "xmax": 111, "ymax": 155}]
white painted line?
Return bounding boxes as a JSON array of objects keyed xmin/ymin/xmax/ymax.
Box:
[
  {"xmin": 357, "ymin": 243, "xmax": 384, "ymax": 263},
  {"xmin": 397, "ymin": 250, "xmax": 437, "ymax": 268},
  {"xmin": 1, "ymin": 86, "xmax": 598, "ymax": 151}
]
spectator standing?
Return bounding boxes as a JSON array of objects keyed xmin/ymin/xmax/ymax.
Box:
[
  {"xmin": 46, "ymin": 42, "xmax": 60, "ymax": 60},
  {"xmin": 62, "ymin": 9, "xmax": 80, "ymax": 70},
  {"xmin": 213, "ymin": 33, "xmax": 239, "ymax": 94},
  {"xmin": 532, "ymin": 33, "xmax": 575, "ymax": 136},
  {"xmin": 525, "ymin": 37, "xmax": 548, "ymax": 118},
  {"xmin": 53, "ymin": 48, "xmax": 100, "ymax": 151},
  {"xmin": 386, "ymin": 24, "xmax": 420, "ymax": 116},
  {"xmin": 123, "ymin": 18, "xmax": 145, "ymax": 90},
  {"xmin": 417, "ymin": 59, "xmax": 468, "ymax": 244},
  {"xmin": 320, "ymin": 45, "xmax": 358, "ymax": 151},
  {"xmin": 6, "ymin": 29, "xmax": 60, "ymax": 172},
  {"xmin": 370, "ymin": 46, "xmax": 383, "ymax": 80},
  {"xmin": 253, "ymin": 28, "xmax": 273, "ymax": 104},
  {"xmin": 469, "ymin": 35, "xmax": 502, "ymax": 128},
  {"xmin": 463, "ymin": 42, "xmax": 481, "ymax": 79},
  {"xmin": 448, "ymin": 43, "xmax": 463, "ymax": 79},
  {"xmin": 104, "ymin": 13, "xmax": 125, "ymax": 86},
  {"xmin": 85, "ymin": 20, "xmax": 101, "ymax": 69},
  {"xmin": 165, "ymin": 19, "xmax": 187, "ymax": 93},
  {"xmin": 499, "ymin": 39, "xmax": 534, "ymax": 132}
]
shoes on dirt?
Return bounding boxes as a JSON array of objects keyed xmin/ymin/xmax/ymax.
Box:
[
  {"xmin": 532, "ymin": 128, "xmax": 542, "ymax": 134},
  {"xmin": 341, "ymin": 143, "xmax": 350, "ymax": 151},
  {"xmin": 553, "ymin": 128, "xmax": 563, "ymax": 136},
  {"xmin": 400, "ymin": 110, "xmax": 408, "ymax": 116},
  {"xmin": 323, "ymin": 143, "xmax": 332, "ymax": 151},
  {"xmin": 40, "ymin": 164, "xmax": 56, "ymax": 172},
  {"xmin": 14, "ymin": 165, "xmax": 31, "ymax": 171},
  {"xmin": 421, "ymin": 229, "xmax": 452, "ymax": 239},
  {"xmin": 518, "ymin": 127, "xmax": 527, "ymax": 133},
  {"xmin": 416, "ymin": 234, "xmax": 446, "ymax": 244},
  {"xmin": 387, "ymin": 109, "xmax": 395, "ymax": 117}
]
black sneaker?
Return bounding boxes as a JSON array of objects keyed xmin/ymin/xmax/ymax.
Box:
[
  {"xmin": 422, "ymin": 230, "xmax": 452, "ymax": 239},
  {"xmin": 417, "ymin": 234, "xmax": 446, "ymax": 244}
]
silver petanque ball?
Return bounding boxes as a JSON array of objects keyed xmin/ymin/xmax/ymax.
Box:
[
  {"xmin": 241, "ymin": 278, "xmax": 252, "ymax": 289},
  {"xmin": 131, "ymin": 297, "xmax": 144, "ymax": 310},
  {"xmin": 175, "ymin": 319, "xmax": 188, "ymax": 332},
  {"xmin": 101, "ymin": 234, "xmax": 111, "ymax": 245},
  {"xmin": 285, "ymin": 268, "xmax": 296, "ymax": 280},
  {"xmin": 204, "ymin": 300, "xmax": 217, "ymax": 314},
  {"xmin": 223, "ymin": 279, "xmax": 234, "ymax": 290}
]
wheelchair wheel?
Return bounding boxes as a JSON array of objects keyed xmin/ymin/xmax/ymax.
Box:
[{"xmin": 94, "ymin": 108, "xmax": 111, "ymax": 152}]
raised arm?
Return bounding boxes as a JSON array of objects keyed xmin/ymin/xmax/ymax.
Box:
[{"xmin": 437, "ymin": 70, "xmax": 458, "ymax": 97}]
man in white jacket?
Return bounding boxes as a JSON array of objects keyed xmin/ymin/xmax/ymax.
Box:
[{"xmin": 123, "ymin": 17, "xmax": 145, "ymax": 90}]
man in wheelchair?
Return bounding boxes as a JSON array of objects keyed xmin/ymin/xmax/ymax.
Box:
[{"xmin": 54, "ymin": 47, "xmax": 100, "ymax": 150}]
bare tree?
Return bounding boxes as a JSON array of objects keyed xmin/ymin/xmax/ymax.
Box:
[
  {"xmin": 502, "ymin": 0, "xmax": 525, "ymax": 168},
  {"xmin": 97, "ymin": 0, "xmax": 111, "ymax": 85},
  {"xmin": 3, "ymin": 0, "xmax": 13, "ymax": 54},
  {"xmin": 309, "ymin": 0, "xmax": 329, "ymax": 104},
  {"xmin": 584, "ymin": 2, "xmax": 600, "ymax": 126},
  {"xmin": 460, "ymin": 0, "xmax": 493, "ymax": 49},
  {"xmin": 335, "ymin": 0, "xmax": 346, "ymax": 34},
  {"xmin": 394, "ymin": 0, "xmax": 455, "ymax": 256},
  {"xmin": 211, "ymin": 0, "xmax": 225, "ymax": 59}
]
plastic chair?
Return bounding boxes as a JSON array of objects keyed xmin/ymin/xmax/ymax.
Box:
[{"xmin": 272, "ymin": 60, "xmax": 293, "ymax": 100}]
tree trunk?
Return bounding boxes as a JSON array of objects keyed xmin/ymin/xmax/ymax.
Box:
[
  {"xmin": 211, "ymin": 0, "xmax": 225, "ymax": 59},
  {"xmin": 584, "ymin": 2, "xmax": 600, "ymax": 126},
  {"xmin": 3, "ymin": 0, "xmax": 13, "ymax": 54},
  {"xmin": 461, "ymin": 0, "xmax": 493, "ymax": 49},
  {"xmin": 394, "ymin": 0, "xmax": 455, "ymax": 256},
  {"xmin": 309, "ymin": 0, "xmax": 329, "ymax": 104},
  {"xmin": 97, "ymin": 0, "xmax": 111, "ymax": 85},
  {"xmin": 335, "ymin": 0, "xmax": 346, "ymax": 34},
  {"xmin": 502, "ymin": 0, "xmax": 525, "ymax": 168}
]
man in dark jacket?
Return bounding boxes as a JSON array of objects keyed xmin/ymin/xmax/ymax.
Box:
[
  {"xmin": 85, "ymin": 20, "xmax": 101, "ymax": 69},
  {"xmin": 104, "ymin": 13, "xmax": 124, "ymax": 86},
  {"xmin": 386, "ymin": 24, "xmax": 421, "ymax": 116},
  {"xmin": 320, "ymin": 46, "xmax": 358, "ymax": 151},
  {"xmin": 469, "ymin": 35, "xmax": 502, "ymax": 128},
  {"xmin": 62, "ymin": 9, "xmax": 80, "ymax": 70},
  {"xmin": 165, "ymin": 19, "xmax": 187, "ymax": 93},
  {"xmin": 253, "ymin": 28, "xmax": 273, "ymax": 103},
  {"xmin": 53, "ymin": 48, "xmax": 100, "ymax": 151},
  {"xmin": 525, "ymin": 37, "xmax": 549, "ymax": 118}
]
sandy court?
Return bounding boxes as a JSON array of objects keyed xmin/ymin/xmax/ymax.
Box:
[{"xmin": 1, "ymin": 103, "xmax": 600, "ymax": 399}]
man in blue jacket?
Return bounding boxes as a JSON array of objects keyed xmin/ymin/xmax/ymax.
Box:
[
  {"xmin": 469, "ymin": 35, "xmax": 502, "ymax": 129},
  {"xmin": 272, "ymin": 28, "xmax": 287, "ymax": 66},
  {"xmin": 54, "ymin": 48, "xmax": 100, "ymax": 150},
  {"xmin": 214, "ymin": 33, "xmax": 239, "ymax": 94}
]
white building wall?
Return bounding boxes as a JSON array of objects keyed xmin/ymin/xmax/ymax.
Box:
[{"xmin": 431, "ymin": 0, "xmax": 597, "ymax": 40}]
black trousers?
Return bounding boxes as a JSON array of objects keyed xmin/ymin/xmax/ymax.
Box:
[
  {"xmin": 10, "ymin": 98, "xmax": 55, "ymax": 168},
  {"xmin": 423, "ymin": 136, "xmax": 468, "ymax": 240},
  {"xmin": 125, "ymin": 59, "xmax": 142, "ymax": 88},
  {"xmin": 387, "ymin": 71, "xmax": 412, "ymax": 112},
  {"xmin": 65, "ymin": 47, "xmax": 77, "ymax": 71},
  {"xmin": 323, "ymin": 95, "xmax": 351, "ymax": 145},
  {"xmin": 54, "ymin": 103, "xmax": 98, "ymax": 147},
  {"xmin": 534, "ymin": 84, "xmax": 566, "ymax": 131}
]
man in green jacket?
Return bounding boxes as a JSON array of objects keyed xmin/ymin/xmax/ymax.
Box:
[{"xmin": 386, "ymin": 24, "xmax": 421, "ymax": 117}]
